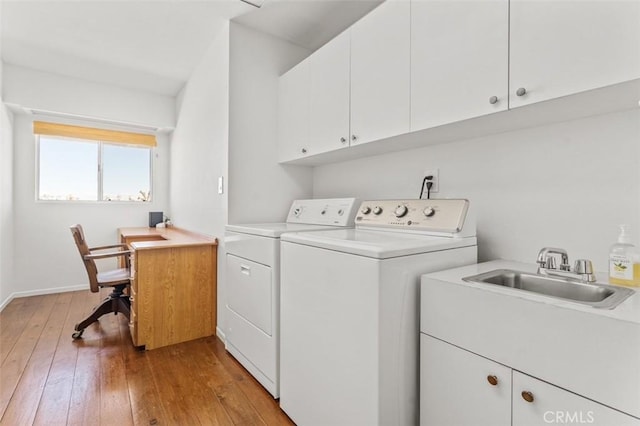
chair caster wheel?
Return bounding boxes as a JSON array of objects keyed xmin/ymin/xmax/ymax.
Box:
[{"xmin": 72, "ymin": 329, "xmax": 84, "ymax": 339}]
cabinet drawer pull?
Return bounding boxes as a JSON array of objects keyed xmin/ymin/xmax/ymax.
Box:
[
  {"xmin": 487, "ymin": 375, "xmax": 498, "ymax": 386},
  {"xmin": 521, "ymin": 391, "xmax": 534, "ymax": 403}
]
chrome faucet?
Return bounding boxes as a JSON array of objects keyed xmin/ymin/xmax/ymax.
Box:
[
  {"xmin": 537, "ymin": 247, "xmax": 570, "ymax": 271},
  {"xmin": 536, "ymin": 247, "xmax": 597, "ymax": 283}
]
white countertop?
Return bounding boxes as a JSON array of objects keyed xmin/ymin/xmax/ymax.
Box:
[{"xmin": 424, "ymin": 259, "xmax": 640, "ymax": 325}]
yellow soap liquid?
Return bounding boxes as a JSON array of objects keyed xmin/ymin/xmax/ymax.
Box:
[{"xmin": 609, "ymin": 263, "xmax": 640, "ymax": 287}]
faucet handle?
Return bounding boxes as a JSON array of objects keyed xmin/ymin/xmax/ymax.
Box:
[
  {"xmin": 544, "ymin": 256, "xmax": 557, "ymax": 269},
  {"xmin": 574, "ymin": 259, "xmax": 594, "ymax": 274},
  {"xmin": 574, "ymin": 259, "xmax": 597, "ymax": 282},
  {"xmin": 536, "ymin": 254, "xmax": 556, "ymax": 269},
  {"xmin": 536, "ymin": 247, "xmax": 569, "ymax": 270}
]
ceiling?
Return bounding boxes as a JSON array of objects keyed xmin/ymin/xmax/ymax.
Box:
[{"xmin": 0, "ymin": 0, "xmax": 381, "ymax": 96}]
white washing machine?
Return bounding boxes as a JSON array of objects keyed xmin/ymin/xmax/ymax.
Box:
[
  {"xmin": 280, "ymin": 199, "xmax": 477, "ymax": 426},
  {"xmin": 224, "ymin": 198, "xmax": 358, "ymax": 398}
]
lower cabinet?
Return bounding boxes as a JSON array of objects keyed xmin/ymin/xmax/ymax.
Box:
[
  {"xmin": 513, "ymin": 372, "xmax": 640, "ymax": 426},
  {"xmin": 130, "ymin": 244, "xmax": 217, "ymax": 350},
  {"xmin": 420, "ymin": 334, "xmax": 640, "ymax": 426},
  {"xmin": 420, "ymin": 334, "xmax": 511, "ymax": 426}
]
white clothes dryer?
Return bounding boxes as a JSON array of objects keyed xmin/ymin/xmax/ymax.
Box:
[
  {"xmin": 224, "ymin": 198, "xmax": 357, "ymax": 398},
  {"xmin": 279, "ymin": 199, "xmax": 477, "ymax": 426}
]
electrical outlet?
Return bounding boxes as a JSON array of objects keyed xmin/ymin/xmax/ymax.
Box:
[{"xmin": 423, "ymin": 169, "xmax": 439, "ymax": 195}]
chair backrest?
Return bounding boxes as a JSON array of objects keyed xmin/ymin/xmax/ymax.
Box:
[{"xmin": 70, "ymin": 224, "xmax": 99, "ymax": 293}]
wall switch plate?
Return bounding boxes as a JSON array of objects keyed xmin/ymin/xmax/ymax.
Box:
[
  {"xmin": 423, "ymin": 169, "xmax": 439, "ymax": 194},
  {"xmin": 218, "ymin": 176, "xmax": 224, "ymax": 194}
]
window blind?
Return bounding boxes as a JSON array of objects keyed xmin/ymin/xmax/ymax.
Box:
[{"xmin": 33, "ymin": 121, "xmax": 157, "ymax": 147}]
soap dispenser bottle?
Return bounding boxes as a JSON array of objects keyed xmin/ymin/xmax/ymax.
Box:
[{"xmin": 609, "ymin": 224, "xmax": 640, "ymax": 287}]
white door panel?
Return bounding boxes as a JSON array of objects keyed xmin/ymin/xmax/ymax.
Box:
[
  {"xmin": 411, "ymin": 0, "xmax": 509, "ymax": 130},
  {"xmin": 350, "ymin": 0, "xmax": 411, "ymax": 145}
]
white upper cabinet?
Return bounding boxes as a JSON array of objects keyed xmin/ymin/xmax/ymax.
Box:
[
  {"xmin": 278, "ymin": 0, "xmax": 640, "ymax": 164},
  {"xmin": 510, "ymin": 0, "xmax": 640, "ymax": 107},
  {"xmin": 278, "ymin": 59, "xmax": 309, "ymax": 162},
  {"xmin": 411, "ymin": 0, "xmax": 509, "ymax": 131},
  {"xmin": 350, "ymin": 0, "xmax": 411, "ymax": 145},
  {"xmin": 308, "ymin": 31, "xmax": 351, "ymax": 155}
]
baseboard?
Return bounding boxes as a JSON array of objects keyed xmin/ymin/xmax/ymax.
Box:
[
  {"xmin": 0, "ymin": 284, "xmax": 87, "ymax": 312},
  {"xmin": 216, "ymin": 326, "xmax": 226, "ymax": 343}
]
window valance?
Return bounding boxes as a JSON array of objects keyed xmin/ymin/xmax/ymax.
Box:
[{"xmin": 33, "ymin": 121, "xmax": 157, "ymax": 147}]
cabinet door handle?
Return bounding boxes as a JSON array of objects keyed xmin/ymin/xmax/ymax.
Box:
[
  {"xmin": 301, "ymin": 148, "xmax": 307, "ymax": 154},
  {"xmin": 489, "ymin": 96, "xmax": 498, "ymax": 105},
  {"xmin": 340, "ymin": 137, "xmax": 347, "ymax": 144},
  {"xmin": 351, "ymin": 135, "xmax": 358, "ymax": 142},
  {"xmin": 516, "ymin": 87, "xmax": 527, "ymax": 97},
  {"xmin": 487, "ymin": 375, "xmax": 498, "ymax": 386},
  {"xmin": 240, "ymin": 265, "xmax": 251, "ymax": 275},
  {"xmin": 521, "ymin": 391, "xmax": 535, "ymax": 403}
]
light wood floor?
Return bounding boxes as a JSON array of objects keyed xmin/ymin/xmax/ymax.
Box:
[{"xmin": 0, "ymin": 289, "xmax": 295, "ymax": 426}]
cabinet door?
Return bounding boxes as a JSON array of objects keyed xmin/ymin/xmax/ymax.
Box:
[
  {"xmin": 513, "ymin": 371, "xmax": 640, "ymax": 426},
  {"xmin": 420, "ymin": 334, "xmax": 511, "ymax": 426},
  {"xmin": 350, "ymin": 0, "xmax": 410, "ymax": 145},
  {"xmin": 278, "ymin": 59, "xmax": 309, "ymax": 162},
  {"xmin": 510, "ymin": 0, "xmax": 640, "ymax": 107},
  {"xmin": 308, "ymin": 31, "xmax": 351, "ymax": 155},
  {"xmin": 411, "ymin": 0, "xmax": 508, "ymax": 131}
]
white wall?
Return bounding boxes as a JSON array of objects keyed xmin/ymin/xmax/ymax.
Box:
[
  {"xmin": 8, "ymin": 113, "xmax": 170, "ymax": 304},
  {"xmin": 228, "ymin": 23, "xmax": 312, "ymax": 224},
  {"xmin": 170, "ymin": 23, "xmax": 313, "ymax": 336},
  {"xmin": 0, "ymin": 1, "xmax": 16, "ymax": 308},
  {"xmin": 0, "ymin": 59, "xmax": 16, "ymax": 309},
  {"xmin": 169, "ymin": 24, "xmax": 231, "ymax": 335},
  {"xmin": 313, "ymin": 109, "xmax": 640, "ymax": 273},
  {"xmin": 170, "ymin": 24, "xmax": 230, "ymax": 237},
  {"xmin": 3, "ymin": 64, "xmax": 175, "ymax": 129}
]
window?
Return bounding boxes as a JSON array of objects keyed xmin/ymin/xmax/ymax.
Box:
[
  {"xmin": 35, "ymin": 121, "xmax": 154, "ymax": 202},
  {"xmin": 102, "ymin": 144, "xmax": 151, "ymax": 202},
  {"xmin": 38, "ymin": 137, "xmax": 100, "ymax": 201}
]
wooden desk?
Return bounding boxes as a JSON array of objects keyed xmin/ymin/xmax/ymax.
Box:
[{"xmin": 119, "ymin": 227, "xmax": 218, "ymax": 350}]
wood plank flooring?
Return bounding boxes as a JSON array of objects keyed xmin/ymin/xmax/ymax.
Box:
[{"xmin": 0, "ymin": 290, "xmax": 295, "ymax": 426}]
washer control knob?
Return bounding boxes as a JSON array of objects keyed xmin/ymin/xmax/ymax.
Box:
[
  {"xmin": 394, "ymin": 205, "xmax": 408, "ymax": 218},
  {"xmin": 338, "ymin": 209, "xmax": 344, "ymax": 216},
  {"xmin": 293, "ymin": 207, "xmax": 302, "ymax": 217},
  {"xmin": 423, "ymin": 207, "xmax": 436, "ymax": 217},
  {"xmin": 373, "ymin": 206, "xmax": 383, "ymax": 215},
  {"xmin": 361, "ymin": 206, "xmax": 371, "ymax": 215}
]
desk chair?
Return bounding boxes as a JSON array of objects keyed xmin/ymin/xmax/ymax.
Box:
[{"xmin": 70, "ymin": 224, "xmax": 131, "ymax": 339}]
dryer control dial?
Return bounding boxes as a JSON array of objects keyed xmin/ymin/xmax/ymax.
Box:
[
  {"xmin": 373, "ymin": 206, "xmax": 383, "ymax": 215},
  {"xmin": 394, "ymin": 205, "xmax": 408, "ymax": 218},
  {"xmin": 423, "ymin": 207, "xmax": 436, "ymax": 217}
]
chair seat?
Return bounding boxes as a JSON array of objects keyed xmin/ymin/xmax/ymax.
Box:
[{"xmin": 97, "ymin": 268, "xmax": 130, "ymax": 286}]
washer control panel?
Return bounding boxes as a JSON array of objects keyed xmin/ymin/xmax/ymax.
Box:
[
  {"xmin": 286, "ymin": 198, "xmax": 358, "ymax": 226},
  {"xmin": 355, "ymin": 199, "xmax": 470, "ymax": 233}
]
